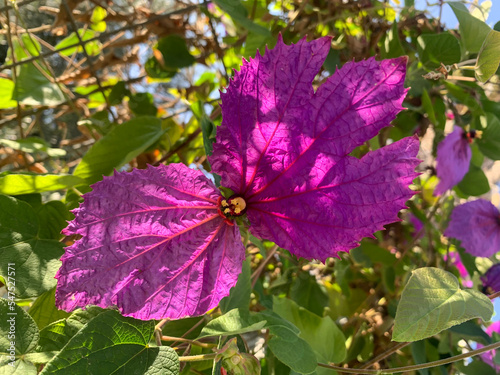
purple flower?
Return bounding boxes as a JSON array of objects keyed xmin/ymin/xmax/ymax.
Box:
[
  {"xmin": 445, "ymin": 199, "xmax": 500, "ymax": 257},
  {"xmin": 56, "ymin": 36, "xmax": 420, "ymax": 320},
  {"xmin": 482, "ymin": 263, "xmax": 500, "ymax": 294},
  {"xmin": 434, "ymin": 127, "xmax": 471, "ymax": 196},
  {"xmin": 409, "ymin": 214, "xmax": 424, "ymax": 239}
]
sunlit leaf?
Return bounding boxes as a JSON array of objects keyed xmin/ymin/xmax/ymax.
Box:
[
  {"xmin": 54, "ymin": 29, "xmax": 101, "ymax": 56},
  {"xmin": 39, "ymin": 311, "xmax": 180, "ymax": 375},
  {"xmin": 0, "ymin": 137, "xmax": 66, "ymax": 157},
  {"xmin": 449, "ymin": 2, "xmax": 491, "ymax": 53},
  {"xmin": 393, "ymin": 267, "xmax": 493, "ymax": 342},
  {"xmin": 475, "ymin": 30, "xmax": 500, "ymax": 83},
  {"xmin": 273, "ymin": 297, "xmax": 346, "ymax": 371},
  {"xmin": 72, "ymin": 116, "xmax": 164, "ymax": 183},
  {"xmin": 0, "ymin": 173, "xmax": 84, "ymax": 195},
  {"xmin": 0, "ymin": 78, "xmax": 17, "ymax": 109}
]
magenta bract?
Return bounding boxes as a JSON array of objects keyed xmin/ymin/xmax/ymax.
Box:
[
  {"xmin": 210, "ymin": 35, "xmax": 420, "ymax": 260},
  {"xmin": 445, "ymin": 199, "xmax": 500, "ymax": 257},
  {"xmin": 57, "ymin": 36, "xmax": 420, "ymax": 320},
  {"xmin": 434, "ymin": 126, "xmax": 471, "ymax": 196},
  {"xmin": 56, "ymin": 164, "xmax": 245, "ymax": 320}
]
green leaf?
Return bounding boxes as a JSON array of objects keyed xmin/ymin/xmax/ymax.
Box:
[
  {"xmin": 201, "ymin": 116, "xmax": 217, "ymax": 157},
  {"xmin": 91, "ymin": 6, "xmax": 107, "ymax": 22},
  {"xmin": 35, "ymin": 200, "xmax": 71, "ymax": 240},
  {"xmin": 13, "ymin": 34, "xmax": 41, "ymax": 60},
  {"xmin": 392, "ymin": 267, "xmax": 493, "ymax": 342},
  {"xmin": 38, "ymin": 307, "xmax": 106, "ymax": 352},
  {"xmin": 13, "ymin": 63, "xmax": 66, "ymax": 106},
  {"xmin": 381, "ymin": 21, "xmax": 405, "ymax": 59},
  {"xmin": 273, "ymin": 297, "xmax": 346, "ymax": 369},
  {"xmin": 445, "ymin": 82, "xmax": 484, "ymax": 116},
  {"xmin": 0, "ymin": 298, "xmax": 39, "ymax": 354},
  {"xmin": 475, "ymin": 30, "xmax": 500, "ymax": 82},
  {"xmin": 290, "ymin": 272, "xmax": 329, "ymax": 317},
  {"xmin": 456, "ymin": 163, "xmax": 489, "ymax": 196},
  {"xmin": 410, "ymin": 340, "xmax": 429, "ymax": 375},
  {"xmin": 448, "ymin": 321, "xmax": 491, "ymax": 345},
  {"xmin": 54, "ymin": 29, "xmax": 101, "ymax": 56},
  {"xmin": 0, "ymin": 195, "xmax": 64, "ymax": 298},
  {"xmin": 145, "ymin": 57, "xmax": 177, "ymax": 79},
  {"xmin": 128, "ymin": 92, "xmax": 157, "ymax": 116},
  {"xmin": 155, "ymin": 35, "xmax": 196, "ymax": 71},
  {"xmin": 0, "ymin": 298, "xmax": 39, "ymax": 373},
  {"xmin": 0, "ymin": 137, "xmax": 66, "ymax": 157},
  {"xmin": 219, "ymin": 258, "xmax": 251, "ymax": 314},
  {"xmin": 0, "ymin": 78, "xmax": 17, "ymax": 109},
  {"xmin": 40, "ymin": 310, "xmax": 180, "ymax": 375},
  {"xmin": 213, "ymin": 0, "xmax": 271, "ymax": 36},
  {"xmin": 417, "ymin": 32, "xmax": 461, "ymax": 70},
  {"xmin": 267, "ymin": 325, "xmax": 317, "ymax": 374},
  {"xmin": 108, "ymin": 81, "xmax": 130, "ymax": 105},
  {"xmin": 323, "ymin": 48, "xmax": 341, "ymax": 74},
  {"xmin": 449, "ymin": 2, "xmax": 491, "ymax": 54},
  {"xmin": 199, "ymin": 309, "xmax": 315, "ymax": 373},
  {"xmin": 90, "ymin": 6, "xmax": 107, "ymax": 32},
  {"xmin": 28, "ymin": 288, "xmax": 71, "ymax": 330},
  {"xmin": 456, "ymin": 360, "xmax": 498, "ymax": 375},
  {"xmin": 0, "ymin": 173, "xmax": 84, "ymax": 195},
  {"xmin": 477, "ymin": 113, "xmax": 500, "ymax": 160},
  {"xmin": 73, "ymin": 116, "xmax": 164, "ymax": 183},
  {"xmin": 198, "ymin": 309, "xmax": 268, "ymax": 338}
]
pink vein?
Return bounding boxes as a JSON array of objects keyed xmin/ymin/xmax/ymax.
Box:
[
  {"xmin": 246, "ymin": 59, "xmax": 405, "ymax": 202},
  {"xmin": 146, "ymin": 220, "xmax": 225, "ymax": 304},
  {"xmin": 76, "ymin": 205, "xmax": 218, "ymax": 228},
  {"xmin": 242, "ymin": 41, "xmax": 315, "ymax": 196},
  {"xmin": 105, "ymin": 214, "xmax": 221, "ymax": 299}
]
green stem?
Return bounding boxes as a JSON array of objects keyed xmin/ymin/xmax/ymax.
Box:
[
  {"xmin": 162, "ymin": 335, "xmax": 216, "ymax": 349},
  {"xmin": 318, "ymin": 340, "xmax": 500, "ymax": 374},
  {"xmin": 178, "ymin": 353, "xmax": 217, "ymax": 362}
]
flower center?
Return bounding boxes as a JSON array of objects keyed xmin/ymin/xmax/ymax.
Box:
[
  {"xmin": 462, "ymin": 129, "xmax": 483, "ymax": 144},
  {"xmin": 218, "ymin": 195, "xmax": 247, "ymax": 218}
]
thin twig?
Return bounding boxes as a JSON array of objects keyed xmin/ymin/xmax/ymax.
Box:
[
  {"xmin": 0, "ymin": 5, "xmax": 200, "ymax": 72},
  {"xmin": 161, "ymin": 335, "xmax": 216, "ymax": 349},
  {"xmin": 358, "ymin": 341, "xmax": 409, "ymax": 369},
  {"xmin": 318, "ymin": 340, "xmax": 500, "ymax": 374},
  {"xmin": 61, "ymin": 0, "xmax": 116, "ymax": 121},
  {"xmin": 251, "ymin": 245, "xmax": 278, "ymax": 288}
]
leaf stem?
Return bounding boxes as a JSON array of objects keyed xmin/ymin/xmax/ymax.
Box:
[
  {"xmin": 251, "ymin": 244, "xmax": 279, "ymax": 288},
  {"xmin": 318, "ymin": 340, "xmax": 500, "ymax": 374},
  {"xmin": 178, "ymin": 353, "xmax": 217, "ymax": 362},
  {"xmin": 488, "ymin": 290, "xmax": 500, "ymax": 300},
  {"xmin": 161, "ymin": 335, "xmax": 216, "ymax": 349}
]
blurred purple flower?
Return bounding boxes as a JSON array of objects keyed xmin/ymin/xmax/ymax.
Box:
[
  {"xmin": 56, "ymin": 36, "xmax": 420, "ymax": 320},
  {"xmin": 477, "ymin": 321, "xmax": 500, "ymax": 370},
  {"xmin": 409, "ymin": 214, "xmax": 424, "ymax": 239},
  {"xmin": 482, "ymin": 263, "xmax": 500, "ymax": 294},
  {"xmin": 434, "ymin": 127, "xmax": 471, "ymax": 196},
  {"xmin": 444, "ymin": 251, "xmax": 472, "ymax": 288},
  {"xmin": 445, "ymin": 199, "xmax": 500, "ymax": 257}
]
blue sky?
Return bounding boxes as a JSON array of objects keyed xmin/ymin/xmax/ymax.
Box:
[{"xmin": 414, "ymin": 0, "xmax": 500, "ymax": 28}]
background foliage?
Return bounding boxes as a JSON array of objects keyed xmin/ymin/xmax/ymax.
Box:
[{"xmin": 1, "ymin": 0, "xmax": 500, "ymax": 374}]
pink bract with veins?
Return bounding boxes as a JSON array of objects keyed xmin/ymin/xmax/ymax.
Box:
[{"xmin": 56, "ymin": 36, "xmax": 420, "ymax": 320}]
